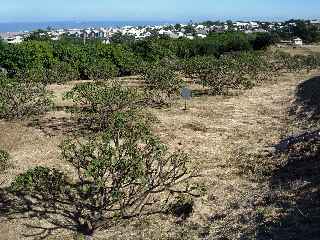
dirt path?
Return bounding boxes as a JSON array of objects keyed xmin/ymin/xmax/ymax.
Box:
[{"xmin": 0, "ymin": 71, "xmax": 318, "ymax": 239}]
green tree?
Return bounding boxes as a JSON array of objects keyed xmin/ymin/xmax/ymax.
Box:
[
  {"xmin": 65, "ymin": 81, "xmax": 144, "ymax": 131},
  {"xmin": 0, "ymin": 41, "xmax": 56, "ymax": 74},
  {"xmin": 226, "ymin": 20, "xmax": 233, "ymax": 30},
  {"xmin": 0, "ymin": 73, "xmax": 53, "ymax": 119},
  {"xmin": 174, "ymin": 23, "xmax": 182, "ymax": 31},
  {"xmin": 110, "ymin": 32, "xmax": 135, "ymax": 44},
  {"xmin": 275, "ymin": 20, "xmax": 320, "ymax": 43},
  {"xmin": 143, "ymin": 64, "xmax": 183, "ymax": 105},
  {"xmin": 293, "ymin": 20, "xmax": 320, "ymax": 43},
  {"xmin": 86, "ymin": 60, "xmax": 118, "ymax": 81},
  {"xmin": 46, "ymin": 61, "xmax": 80, "ymax": 83},
  {"xmin": 250, "ymin": 33, "xmax": 275, "ymax": 50},
  {"xmin": 3, "ymin": 103, "xmax": 198, "ymax": 238},
  {"xmin": 184, "ymin": 25, "xmax": 196, "ymax": 36}
]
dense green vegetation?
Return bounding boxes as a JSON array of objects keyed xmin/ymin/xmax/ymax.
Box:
[
  {"xmin": 273, "ymin": 20, "xmax": 320, "ymax": 43},
  {"xmin": 0, "ymin": 73, "xmax": 53, "ymax": 120},
  {"xmin": 0, "ymin": 32, "xmax": 276, "ymax": 83},
  {"xmin": 64, "ymin": 81, "xmax": 145, "ymax": 131},
  {"xmin": 0, "ymin": 40, "xmax": 138, "ymax": 81},
  {"xmin": 0, "ymin": 31, "xmax": 319, "ymax": 121},
  {"xmin": 143, "ymin": 63, "xmax": 184, "ymax": 105}
]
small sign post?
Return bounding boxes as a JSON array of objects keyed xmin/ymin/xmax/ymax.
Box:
[{"xmin": 181, "ymin": 87, "xmax": 192, "ymax": 110}]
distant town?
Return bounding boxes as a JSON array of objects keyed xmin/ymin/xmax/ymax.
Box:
[{"xmin": 1, "ymin": 19, "xmax": 320, "ymax": 44}]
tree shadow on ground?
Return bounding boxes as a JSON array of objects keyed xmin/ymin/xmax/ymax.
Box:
[
  {"xmin": 291, "ymin": 76, "xmax": 320, "ymax": 122},
  {"xmin": 0, "ymin": 179, "xmax": 188, "ymax": 240},
  {"xmin": 190, "ymin": 89, "xmax": 210, "ymax": 97},
  {"xmin": 256, "ymin": 138, "xmax": 320, "ymax": 240},
  {"xmin": 26, "ymin": 116, "xmax": 89, "ymax": 137},
  {"xmin": 0, "ymin": 185, "xmax": 112, "ymax": 239},
  {"xmin": 25, "ymin": 106, "xmax": 98, "ymax": 137},
  {"xmin": 256, "ymin": 75, "xmax": 320, "ymax": 240}
]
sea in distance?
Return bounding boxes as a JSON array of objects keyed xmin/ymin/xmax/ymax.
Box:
[{"xmin": 0, "ymin": 20, "xmax": 181, "ymax": 33}]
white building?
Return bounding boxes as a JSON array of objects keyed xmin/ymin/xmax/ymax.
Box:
[
  {"xmin": 197, "ymin": 34, "xmax": 207, "ymax": 39},
  {"xmin": 293, "ymin": 38, "xmax": 303, "ymax": 46},
  {"xmin": 234, "ymin": 22, "xmax": 250, "ymax": 30},
  {"xmin": 195, "ymin": 25, "xmax": 205, "ymax": 30},
  {"xmin": 5, "ymin": 36, "xmax": 23, "ymax": 44},
  {"xmin": 311, "ymin": 20, "xmax": 320, "ymax": 24},
  {"xmin": 250, "ymin": 21, "xmax": 259, "ymax": 28},
  {"xmin": 253, "ymin": 29, "xmax": 268, "ymax": 33},
  {"xmin": 51, "ymin": 36, "xmax": 60, "ymax": 41},
  {"xmin": 177, "ymin": 32, "xmax": 185, "ymax": 38},
  {"xmin": 102, "ymin": 39, "xmax": 110, "ymax": 44}
]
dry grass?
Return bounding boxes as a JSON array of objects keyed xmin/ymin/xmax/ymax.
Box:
[
  {"xmin": 272, "ymin": 44, "xmax": 320, "ymax": 56},
  {"xmin": 1, "ymin": 46, "xmax": 320, "ymax": 239}
]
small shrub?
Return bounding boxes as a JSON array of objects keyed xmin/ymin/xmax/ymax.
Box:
[
  {"xmin": 7, "ymin": 117, "xmax": 198, "ymax": 237},
  {"xmin": 182, "ymin": 53, "xmax": 271, "ymax": 95},
  {"xmin": 64, "ymin": 81, "xmax": 145, "ymax": 131},
  {"xmin": 143, "ymin": 64, "xmax": 183, "ymax": 105},
  {"xmin": 16, "ymin": 66, "xmax": 47, "ymax": 82},
  {"xmin": 86, "ymin": 61, "xmax": 119, "ymax": 80},
  {"xmin": 0, "ymin": 149, "xmax": 10, "ymax": 171},
  {"xmin": 10, "ymin": 166, "xmax": 66, "ymax": 196},
  {"xmin": 46, "ymin": 62, "xmax": 80, "ymax": 83},
  {"xmin": 0, "ymin": 75, "xmax": 53, "ymax": 120}
]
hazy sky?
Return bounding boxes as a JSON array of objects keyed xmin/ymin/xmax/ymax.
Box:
[{"xmin": 1, "ymin": 0, "xmax": 319, "ymax": 22}]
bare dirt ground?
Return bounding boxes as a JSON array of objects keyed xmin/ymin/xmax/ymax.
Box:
[{"xmin": 273, "ymin": 44, "xmax": 320, "ymax": 56}]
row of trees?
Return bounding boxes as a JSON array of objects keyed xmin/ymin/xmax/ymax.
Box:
[
  {"xmin": 0, "ymin": 40, "xmax": 138, "ymax": 82},
  {"xmin": 129, "ymin": 32, "xmax": 275, "ymax": 60},
  {"xmin": 0, "ymin": 32, "xmax": 275, "ymax": 83},
  {"xmin": 2, "ymin": 51, "xmax": 320, "ymax": 120},
  {"xmin": 181, "ymin": 51, "xmax": 320, "ymax": 95}
]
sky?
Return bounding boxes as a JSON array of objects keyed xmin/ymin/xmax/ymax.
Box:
[{"xmin": 0, "ymin": 0, "xmax": 319, "ymax": 23}]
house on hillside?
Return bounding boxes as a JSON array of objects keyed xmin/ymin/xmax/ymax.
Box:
[
  {"xmin": 195, "ymin": 25, "xmax": 205, "ymax": 30},
  {"xmin": 81, "ymin": 29, "xmax": 91, "ymax": 39},
  {"xmin": 234, "ymin": 22, "xmax": 250, "ymax": 30},
  {"xmin": 98, "ymin": 28, "xmax": 109, "ymax": 38},
  {"xmin": 5, "ymin": 35, "xmax": 23, "ymax": 44},
  {"xmin": 0, "ymin": 66, "xmax": 7, "ymax": 75},
  {"xmin": 51, "ymin": 36, "xmax": 60, "ymax": 41},
  {"xmin": 68, "ymin": 29, "xmax": 82, "ymax": 37},
  {"xmin": 102, "ymin": 39, "xmax": 110, "ymax": 44},
  {"xmin": 311, "ymin": 20, "xmax": 320, "ymax": 25},
  {"xmin": 90, "ymin": 30, "xmax": 100, "ymax": 38},
  {"xmin": 197, "ymin": 33, "xmax": 207, "ymax": 39},
  {"xmin": 177, "ymin": 32, "xmax": 185, "ymax": 38},
  {"xmin": 293, "ymin": 37, "xmax": 303, "ymax": 46},
  {"xmin": 250, "ymin": 21, "xmax": 259, "ymax": 28},
  {"xmin": 253, "ymin": 28, "xmax": 268, "ymax": 33}
]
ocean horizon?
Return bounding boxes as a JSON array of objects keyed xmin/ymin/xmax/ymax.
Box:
[{"xmin": 0, "ymin": 20, "xmax": 181, "ymax": 33}]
